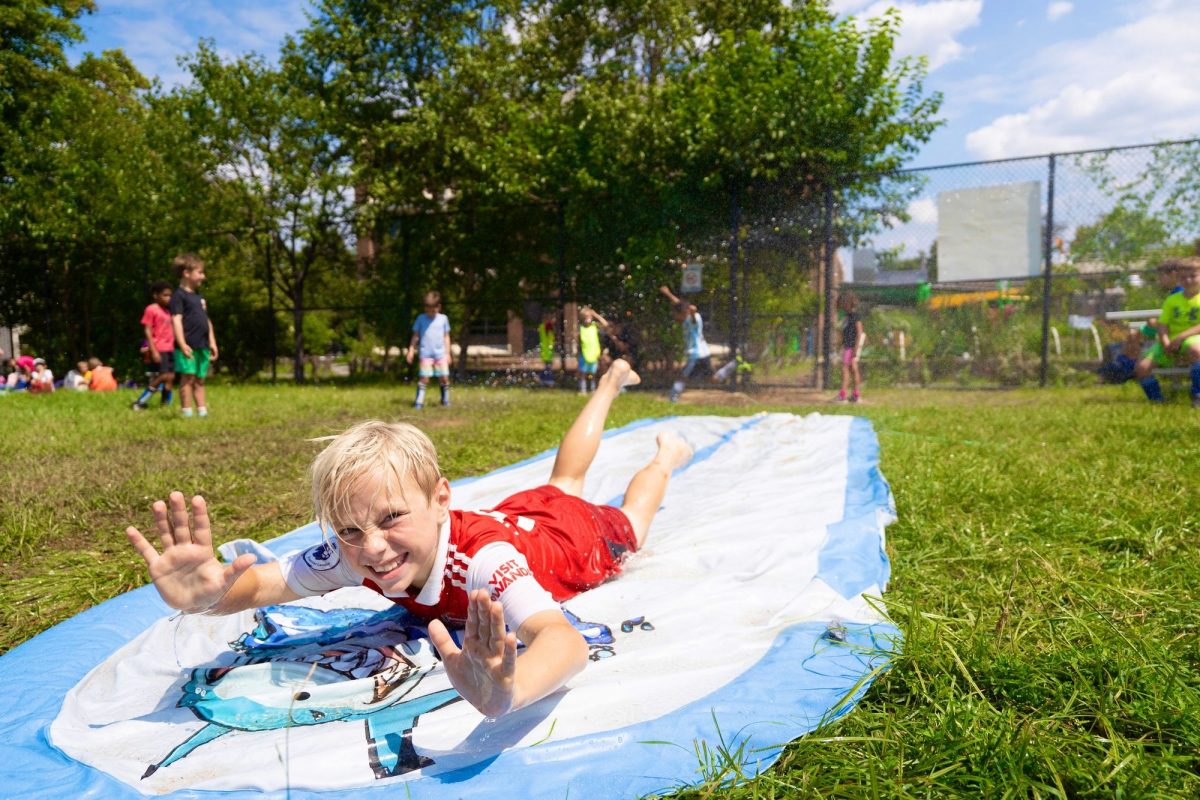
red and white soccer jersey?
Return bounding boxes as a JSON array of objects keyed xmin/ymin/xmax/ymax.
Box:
[{"xmin": 279, "ymin": 485, "xmax": 638, "ymax": 633}]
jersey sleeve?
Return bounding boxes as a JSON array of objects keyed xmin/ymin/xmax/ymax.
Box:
[
  {"xmin": 278, "ymin": 539, "xmax": 362, "ymax": 597},
  {"xmin": 466, "ymin": 542, "xmax": 560, "ymax": 633}
]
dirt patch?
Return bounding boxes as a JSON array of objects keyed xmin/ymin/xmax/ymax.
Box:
[{"xmin": 666, "ymin": 386, "xmax": 833, "ymax": 408}]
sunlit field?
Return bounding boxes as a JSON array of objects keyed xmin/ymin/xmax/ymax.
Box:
[{"xmin": 2, "ymin": 381, "xmax": 1197, "ymax": 798}]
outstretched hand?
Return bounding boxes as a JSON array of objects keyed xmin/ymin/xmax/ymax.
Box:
[
  {"xmin": 428, "ymin": 590, "xmax": 518, "ymax": 718},
  {"xmin": 124, "ymin": 492, "xmax": 256, "ymax": 614}
]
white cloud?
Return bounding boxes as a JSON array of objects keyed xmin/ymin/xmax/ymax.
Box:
[
  {"xmin": 838, "ymin": 1, "xmax": 983, "ymax": 71},
  {"xmin": 1046, "ymin": 2, "xmax": 1073, "ymax": 22},
  {"xmin": 79, "ymin": 1, "xmax": 312, "ymax": 86},
  {"xmin": 965, "ymin": 6, "xmax": 1200, "ymax": 158},
  {"xmin": 907, "ymin": 197, "xmax": 938, "ymax": 224}
]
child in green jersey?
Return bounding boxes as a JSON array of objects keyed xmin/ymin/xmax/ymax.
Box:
[
  {"xmin": 1133, "ymin": 256, "xmax": 1200, "ymax": 406},
  {"xmin": 576, "ymin": 307, "xmax": 607, "ymax": 394}
]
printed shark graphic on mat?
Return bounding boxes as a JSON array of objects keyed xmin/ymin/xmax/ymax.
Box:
[
  {"xmin": 144, "ymin": 604, "xmax": 459, "ymax": 779},
  {"xmin": 145, "ymin": 603, "xmax": 623, "ymax": 780}
]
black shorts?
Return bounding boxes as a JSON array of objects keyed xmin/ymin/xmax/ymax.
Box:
[
  {"xmin": 149, "ymin": 350, "xmax": 175, "ymax": 375},
  {"xmin": 682, "ymin": 357, "xmax": 713, "ymax": 380}
]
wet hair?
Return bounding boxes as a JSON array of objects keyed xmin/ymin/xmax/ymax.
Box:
[
  {"xmin": 309, "ymin": 420, "xmax": 442, "ymax": 531},
  {"xmin": 1175, "ymin": 255, "xmax": 1200, "ymax": 273},
  {"xmin": 150, "ymin": 280, "xmax": 173, "ymax": 295},
  {"xmin": 173, "ymin": 253, "xmax": 204, "ymax": 279}
]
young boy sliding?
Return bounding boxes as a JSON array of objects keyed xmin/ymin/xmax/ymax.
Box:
[
  {"xmin": 125, "ymin": 359, "xmax": 692, "ymax": 718},
  {"xmin": 1133, "ymin": 256, "xmax": 1200, "ymax": 406},
  {"xmin": 133, "ymin": 281, "xmax": 176, "ymax": 410},
  {"xmin": 405, "ymin": 291, "xmax": 452, "ymax": 409}
]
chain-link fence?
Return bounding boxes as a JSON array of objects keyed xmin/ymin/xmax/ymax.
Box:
[
  {"xmin": 5, "ymin": 139, "xmax": 1197, "ymax": 390},
  {"xmin": 818, "ymin": 139, "xmax": 1200, "ymax": 390}
]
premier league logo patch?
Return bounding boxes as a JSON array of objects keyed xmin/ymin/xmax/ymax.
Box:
[{"xmin": 304, "ymin": 539, "xmax": 341, "ymax": 572}]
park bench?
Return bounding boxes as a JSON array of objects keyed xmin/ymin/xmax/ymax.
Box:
[{"xmin": 1103, "ymin": 309, "xmax": 1190, "ymax": 382}]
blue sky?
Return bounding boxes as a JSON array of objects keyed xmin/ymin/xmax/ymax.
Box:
[{"xmin": 68, "ymin": 0, "xmax": 1200, "ymax": 168}]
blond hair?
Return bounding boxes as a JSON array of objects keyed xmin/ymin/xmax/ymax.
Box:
[
  {"xmin": 310, "ymin": 420, "xmax": 442, "ymax": 530},
  {"xmin": 173, "ymin": 253, "xmax": 204, "ymax": 279}
]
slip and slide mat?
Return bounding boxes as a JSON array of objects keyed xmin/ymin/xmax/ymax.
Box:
[{"xmin": 0, "ymin": 413, "xmax": 899, "ymax": 799}]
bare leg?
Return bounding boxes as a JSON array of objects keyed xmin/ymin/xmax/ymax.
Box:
[
  {"xmin": 548, "ymin": 359, "xmax": 640, "ymax": 496},
  {"xmin": 180, "ymin": 375, "xmax": 195, "ymax": 410},
  {"xmin": 620, "ymin": 431, "xmax": 693, "ymax": 548},
  {"xmin": 193, "ymin": 379, "xmax": 207, "ymax": 409}
]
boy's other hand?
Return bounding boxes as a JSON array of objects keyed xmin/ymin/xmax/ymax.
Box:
[
  {"xmin": 124, "ymin": 492, "xmax": 255, "ymax": 614},
  {"xmin": 210, "ymin": 344, "xmax": 219, "ymax": 362},
  {"xmin": 428, "ymin": 589, "xmax": 518, "ymax": 718}
]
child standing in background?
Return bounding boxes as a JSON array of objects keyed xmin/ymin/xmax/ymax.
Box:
[
  {"xmin": 658, "ymin": 285, "xmax": 712, "ymax": 403},
  {"xmin": 538, "ymin": 310, "xmax": 557, "ymax": 387},
  {"xmin": 169, "ymin": 254, "xmax": 218, "ymax": 418},
  {"xmin": 836, "ymin": 292, "xmax": 866, "ymax": 403},
  {"xmin": 133, "ymin": 281, "xmax": 176, "ymax": 410},
  {"xmin": 577, "ymin": 307, "xmax": 607, "ymax": 394},
  {"xmin": 406, "ymin": 291, "xmax": 452, "ymax": 409}
]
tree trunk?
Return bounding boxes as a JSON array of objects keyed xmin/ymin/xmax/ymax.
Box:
[{"xmin": 292, "ymin": 288, "xmax": 305, "ymax": 384}]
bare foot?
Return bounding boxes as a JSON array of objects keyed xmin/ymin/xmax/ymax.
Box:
[
  {"xmin": 655, "ymin": 431, "xmax": 693, "ymax": 472},
  {"xmin": 605, "ymin": 358, "xmax": 641, "ymax": 389}
]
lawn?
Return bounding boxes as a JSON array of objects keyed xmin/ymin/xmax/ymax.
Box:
[{"xmin": 2, "ymin": 381, "xmax": 1198, "ymax": 798}]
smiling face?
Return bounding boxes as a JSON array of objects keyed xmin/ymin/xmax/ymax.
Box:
[
  {"xmin": 332, "ymin": 470, "xmax": 450, "ymax": 596},
  {"xmin": 182, "ymin": 265, "xmax": 206, "ymax": 290}
]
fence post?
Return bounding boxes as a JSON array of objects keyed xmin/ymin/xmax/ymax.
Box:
[
  {"xmin": 822, "ymin": 183, "xmax": 835, "ymax": 390},
  {"xmin": 557, "ymin": 200, "xmax": 568, "ymax": 376},
  {"xmin": 265, "ymin": 233, "xmax": 277, "ymax": 382},
  {"xmin": 728, "ymin": 182, "xmax": 740, "ymax": 370},
  {"xmin": 1039, "ymin": 153, "xmax": 1057, "ymax": 387}
]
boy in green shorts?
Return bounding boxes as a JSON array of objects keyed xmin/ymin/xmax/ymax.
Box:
[
  {"xmin": 169, "ymin": 253, "xmax": 219, "ymax": 417},
  {"xmin": 1134, "ymin": 256, "xmax": 1200, "ymax": 406}
]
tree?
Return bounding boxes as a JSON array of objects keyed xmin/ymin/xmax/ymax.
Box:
[
  {"xmin": 1070, "ymin": 205, "xmax": 1172, "ymax": 269},
  {"xmin": 175, "ymin": 43, "xmax": 355, "ymax": 381},
  {"xmin": 1076, "ymin": 142, "xmax": 1200, "ymax": 266}
]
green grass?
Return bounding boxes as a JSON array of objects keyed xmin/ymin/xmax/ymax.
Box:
[{"xmin": 2, "ymin": 381, "xmax": 1198, "ymax": 798}]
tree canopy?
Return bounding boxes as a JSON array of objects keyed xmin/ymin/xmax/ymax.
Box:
[{"xmin": 0, "ymin": 0, "xmax": 943, "ymax": 377}]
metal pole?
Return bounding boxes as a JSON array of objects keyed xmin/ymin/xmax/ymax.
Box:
[
  {"xmin": 557, "ymin": 200, "xmax": 567, "ymax": 377},
  {"xmin": 266, "ymin": 233, "xmax": 277, "ymax": 382},
  {"xmin": 401, "ymin": 215, "xmax": 412, "ymax": 330},
  {"xmin": 729, "ymin": 183, "xmax": 740, "ymax": 367},
  {"xmin": 1039, "ymin": 153, "xmax": 1057, "ymax": 387},
  {"xmin": 822, "ymin": 183, "xmax": 835, "ymax": 390},
  {"xmin": 734, "ymin": 201, "xmax": 744, "ymax": 386}
]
